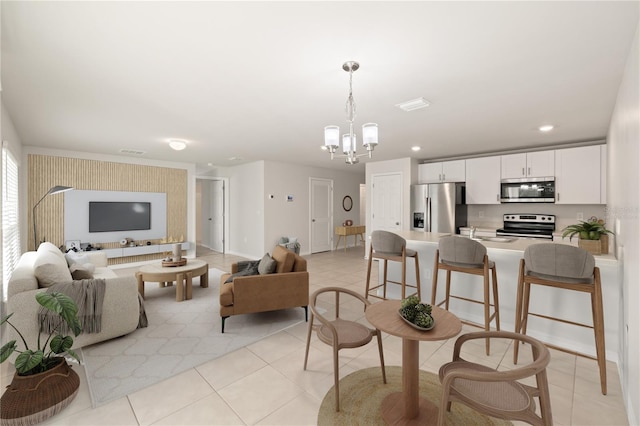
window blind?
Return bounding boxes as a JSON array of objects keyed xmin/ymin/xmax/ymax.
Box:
[{"xmin": 2, "ymin": 143, "xmax": 20, "ymax": 301}]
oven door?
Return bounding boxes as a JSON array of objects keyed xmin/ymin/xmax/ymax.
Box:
[{"xmin": 500, "ymin": 177, "xmax": 555, "ymax": 203}]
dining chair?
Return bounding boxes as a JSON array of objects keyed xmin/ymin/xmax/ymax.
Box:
[
  {"xmin": 365, "ymin": 230, "xmax": 421, "ymax": 301},
  {"xmin": 439, "ymin": 330, "xmax": 553, "ymax": 426},
  {"xmin": 514, "ymin": 243, "xmax": 607, "ymax": 394},
  {"xmin": 303, "ymin": 287, "xmax": 386, "ymax": 411},
  {"xmin": 432, "ymin": 235, "xmax": 500, "ymax": 354}
]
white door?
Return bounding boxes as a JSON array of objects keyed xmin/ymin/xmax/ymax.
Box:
[
  {"xmin": 210, "ymin": 180, "xmax": 225, "ymax": 252},
  {"xmin": 310, "ymin": 178, "xmax": 333, "ymax": 253},
  {"xmin": 371, "ymin": 173, "xmax": 402, "ymax": 231}
]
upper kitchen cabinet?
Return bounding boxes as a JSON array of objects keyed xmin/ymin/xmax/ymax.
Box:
[
  {"xmin": 600, "ymin": 144, "xmax": 607, "ymax": 204},
  {"xmin": 501, "ymin": 150, "xmax": 555, "ymax": 179},
  {"xmin": 555, "ymin": 145, "xmax": 602, "ymax": 204},
  {"xmin": 418, "ymin": 160, "xmax": 466, "ymax": 183},
  {"xmin": 466, "ymin": 156, "xmax": 501, "ymax": 204}
]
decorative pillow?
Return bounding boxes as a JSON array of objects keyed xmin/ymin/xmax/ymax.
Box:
[
  {"xmin": 34, "ymin": 249, "xmax": 73, "ymax": 288},
  {"xmin": 69, "ymin": 263, "xmax": 95, "ymax": 280},
  {"xmin": 37, "ymin": 242, "xmax": 66, "ymax": 262},
  {"xmin": 258, "ymin": 253, "xmax": 277, "ymax": 275},
  {"xmin": 65, "ymin": 252, "xmax": 90, "ymax": 266},
  {"xmin": 272, "ymin": 245, "xmax": 295, "ymax": 273}
]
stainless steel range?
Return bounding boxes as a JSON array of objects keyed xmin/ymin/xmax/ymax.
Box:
[{"xmin": 496, "ymin": 214, "xmax": 555, "ymax": 240}]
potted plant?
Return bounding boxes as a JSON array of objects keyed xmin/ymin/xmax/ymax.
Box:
[
  {"xmin": 562, "ymin": 218, "xmax": 613, "ymax": 255},
  {"xmin": 0, "ymin": 292, "xmax": 82, "ymax": 425}
]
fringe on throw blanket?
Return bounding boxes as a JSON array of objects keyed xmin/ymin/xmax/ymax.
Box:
[
  {"xmin": 137, "ymin": 293, "xmax": 148, "ymax": 328},
  {"xmin": 38, "ymin": 279, "xmax": 106, "ymax": 334}
]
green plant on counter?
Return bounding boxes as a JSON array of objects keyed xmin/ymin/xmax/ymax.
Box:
[
  {"xmin": 562, "ymin": 219, "xmax": 613, "ymax": 241},
  {"xmin": 0, "ymin": 292, "xmax": 81, "ymax": 375}
]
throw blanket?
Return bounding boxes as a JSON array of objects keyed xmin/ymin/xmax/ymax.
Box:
[
  {"xmin": 39, "ymin": 279, "xmax": 106, "ymax": 334},
  {"xmin": 224, "ymin": 260, "xmax": 260, "ymax": 283}
]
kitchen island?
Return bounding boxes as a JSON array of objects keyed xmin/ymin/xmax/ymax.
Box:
[{"xmin": 376, "ymin": 231, "xmax": 620, "ymax": 362}]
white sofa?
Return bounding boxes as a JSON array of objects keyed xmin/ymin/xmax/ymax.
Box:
[{"xmin": 6, "ymin": 242, "xmax": 140, "ymax": 351}]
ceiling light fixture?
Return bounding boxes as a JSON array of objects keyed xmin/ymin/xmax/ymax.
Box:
[
  {"xmin": 538, "ymin": 125, "xmax": 554, "ymax": 132},
  {"xmin": 168, "ymin": 139, "xmax": 187, "ymax": 151},
  {"xmin": 411, "ymin": 146, "xmax": 421, "ymax": 152},
  {"xmin": 396, "ymin": 97, "xmax": 430, "ymax": 112},
  {"xmin": 324, "ymin": 61, "xmax": 378, "ymax": 165}
]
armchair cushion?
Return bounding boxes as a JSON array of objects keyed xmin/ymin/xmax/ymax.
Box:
[{"xmin": 272, "ymin": 245, "xmax": 295, "ymax": 273}]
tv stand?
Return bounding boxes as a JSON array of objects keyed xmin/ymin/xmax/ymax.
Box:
[{"xmin": 101, "ymin": 242, "xmax": 191, "ymax": 259}]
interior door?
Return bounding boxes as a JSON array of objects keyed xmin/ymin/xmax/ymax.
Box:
[
  {"xmin": 371, "ymin": 173, "xmax": 402, "ymax": 231},
  {"xmin": 310, "ymin": 178, "xmax": 333, "ymax": 253},
  {"xmin": 210, "ymin": 180, "xmax": 225, "ymax": 252}
]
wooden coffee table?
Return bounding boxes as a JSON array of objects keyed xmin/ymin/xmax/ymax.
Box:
[
  {"xmin": 136, "ymin": 259, "xmax": 209, "ymax": 302},
  {"xmin": 365, "ymin": 299, "xmax": 462, "ymax": 426}
]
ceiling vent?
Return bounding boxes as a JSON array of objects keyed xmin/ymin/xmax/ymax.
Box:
[
  {"xmin": 395, "ymin": 97, "xmax": 430, "ymax": 112},
  {"xmin": 119, "ymin": 148, "xmax": 146, "ymax": 155}
]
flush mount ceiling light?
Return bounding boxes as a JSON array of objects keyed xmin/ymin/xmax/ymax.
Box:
[
  {"xmin": 538, "ymin": 125, "xmax": 554, "ymax": 132},
  {"xmin": 324, "ymin": 61, "xmax": 379, "ymax": 165},
  {"xmin": 411, "ymin": 146, "xmax": 421, "ymax": 152},
  {"xmin": 168, "ymin": 139, "xmax": 187, "ymax": 151},
  {"xmin": 396, "ymin": 97, "xmax": 430, "ymax": 112}
]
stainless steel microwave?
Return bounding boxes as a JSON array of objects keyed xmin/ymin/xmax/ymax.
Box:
[{"xmin": 500, "ymin": 177, "xmax": 555, "ymax": 203}]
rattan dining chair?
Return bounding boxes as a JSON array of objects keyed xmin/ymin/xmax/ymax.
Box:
[
  {"xmin": 432, "ymin": 236, "xmax": 500, "ymax": 355},
  {"xmin": 514, "ymin": 243, "xmax": 607, "ymax": 395},
  {"xmin": 303, "ymin": 287, "xmax": 386, "ymax": 412},
  {"xmin": 439, "ymin": 330, "xmax": 553, "ymax": 426},
  {"xmin": 365, "ymin": 230, "xmax": 421, "ymax": 301}
]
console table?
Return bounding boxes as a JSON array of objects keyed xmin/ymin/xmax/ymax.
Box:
[{"xmin": 335, "ymin": 225, "xmax": 365, "ymax": 251}]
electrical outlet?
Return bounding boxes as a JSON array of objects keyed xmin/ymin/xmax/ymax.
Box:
[
  {"xmin": 577, "ymin": 212, "xmax": 583, "ymax": 221},
  {"xmin": 479, "ymin": 211, "xmax": 485, "ymax": 218}
]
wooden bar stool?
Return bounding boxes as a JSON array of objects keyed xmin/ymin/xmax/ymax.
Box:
[
  {"xmin": 514, "ymin": 243, "xmax": 607, "ymax": 395},
  {"xmin": 365, "ymin": 230, "xmax": 421, "ymax": 301},
  {"xmin": 431, "ymin": 236, "xmax": 500, "ymax": 355}
]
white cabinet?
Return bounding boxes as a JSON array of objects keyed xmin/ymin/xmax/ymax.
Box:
[
  {"xmin": 419, "ymin": 160, "xmax": 466, "ymax": 183},
  {"xmin": 501, "ymin": 150, "xmax": 555, "ymax": 179},
  {"xmin": 96, "ymin": 242, "xmax": 191, "ymax": 260},
  {"xmin": 465, "ymin": 156, "xmax": 501, "ymax": 204},
  {"xmin": 555, "ymin": 145, "xmax": 601, "ymax": 204}
]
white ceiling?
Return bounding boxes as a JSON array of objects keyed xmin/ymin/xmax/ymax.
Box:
[{"xmin": 2, "ymin": 1, "xmax": 638, "ymax": 173}]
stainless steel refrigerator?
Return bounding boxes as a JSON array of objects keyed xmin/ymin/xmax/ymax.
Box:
[{"xmin": 410, "ymin": 183, "xmax": 467, "ymax": 234}]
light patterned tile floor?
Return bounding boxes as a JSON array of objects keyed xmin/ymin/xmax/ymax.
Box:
[{"xmin": 2, "ymin": 247, "xmax": 629, "ymax": 425}]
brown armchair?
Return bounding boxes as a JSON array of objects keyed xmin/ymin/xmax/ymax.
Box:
[{"xmin": 219, "ymin": 245, "xmax": 309, "ymax": 333}]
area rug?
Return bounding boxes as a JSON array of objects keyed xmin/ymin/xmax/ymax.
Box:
[
  {"xmin": 318, "ymin": 366, "xmax": 512, "ymax": 425},
  {"xmin": 81, "ymin": 268, "xmax": 305, "ymax": 407}
]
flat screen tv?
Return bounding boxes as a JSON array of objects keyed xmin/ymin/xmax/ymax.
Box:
[{"xmin": 89, "ymin": 201, "xmax": 151, "ymax": 233}]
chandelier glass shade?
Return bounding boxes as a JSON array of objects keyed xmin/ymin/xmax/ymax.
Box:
[{"xmin": 324, "ymin": 61, "xmax": 378, "ymax": 164}]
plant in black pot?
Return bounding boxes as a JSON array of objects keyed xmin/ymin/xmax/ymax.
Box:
[
  {"xmin": 0, "ymin": 292, "xmax": 82, "ymax": 425},
  {"xmin": 562, "ymin": 218, "xmax": 613, "ymax": 255}
]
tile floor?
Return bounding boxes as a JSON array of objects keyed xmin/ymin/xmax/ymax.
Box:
[{"xmin": 1, "ymin": 247, "xmax": 629, "ymax": 425}]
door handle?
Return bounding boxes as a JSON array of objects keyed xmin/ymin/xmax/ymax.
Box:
[
  {"xmin": 426, "ymin": 197, "xmax": 432, "ymax": 232},
  {"xmin": 312, "ymin": 219, "xmax": 316, "ymax": 222},
  {"xmin": 528, "ymin": 167, "xmax": 531, "ymax": 175},
  {"xmin": 396, "ymin": 222, "xmax": 400, "ymax": 225},
  {"xmin": 522, "ymin": 167, "xmax": 525, "ymax": 176}
]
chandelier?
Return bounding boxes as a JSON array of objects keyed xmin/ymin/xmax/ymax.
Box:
[{"xmin": 324, "ymin": 61, "xmax": 378, "ymax": 164}]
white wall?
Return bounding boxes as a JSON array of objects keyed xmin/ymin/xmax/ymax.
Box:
[
  {"xmin": 263, "ymin": 160, "xmax": 363, "ymax": 255},
  {"xmin": 607, "ymin": 20, "xmax": 639, "ymax": 426}
]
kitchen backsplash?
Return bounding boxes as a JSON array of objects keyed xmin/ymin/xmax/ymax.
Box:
[{"xmin": 467, "ymin": 204, "xmax": 608, "ymax": 232}]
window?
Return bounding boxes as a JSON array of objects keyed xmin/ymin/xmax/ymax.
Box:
[{"xmin": 2, "ymin": 143, "xmax": 19, "ymax": 301}]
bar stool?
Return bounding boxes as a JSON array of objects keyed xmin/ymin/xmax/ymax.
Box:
[
  {"xmin": 431, "ymin": 236, "xmax": 500, "ymax": 355},
  {"xmin": 365, "ymin": 230, "xmax": 421, "ymax": 301},
  {"xmin": 514, "ymin": 243, "xmax": 607, "ymax": 395}
]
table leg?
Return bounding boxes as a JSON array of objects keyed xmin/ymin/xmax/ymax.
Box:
[
  {"xmin": 335, "ymin": 235, "xmax": 342, "ymax": 250},
  {"xmin": 185, "ymin": 271, "xmax": 193, "ymax": 300},
  {"xmin": 201, "ymin": 268, "xmax": 209, "ymax": 288},
  {"xmin": 136, "ymin": 272, "xmax": 145, "ymax": 299},
  {"xmin": 381, "ymin": 338, "xmax": 439, "ymax": 425},
  {"xmin": 176, "ymin": 273, "xmax": 184, "ymax": 302}
]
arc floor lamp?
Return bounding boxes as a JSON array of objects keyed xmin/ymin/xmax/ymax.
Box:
[{"xmin": 33, "ymin": 185, "xmax": 74, "ymax": 249}]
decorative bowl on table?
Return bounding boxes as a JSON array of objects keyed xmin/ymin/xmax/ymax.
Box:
[
  {"xmin": 398, "ymin": 295, "xmax": 435, "ymax": 331},
  {"xmin": 398, "ymin": 309, "xmax": 435, "ymax": 331}
]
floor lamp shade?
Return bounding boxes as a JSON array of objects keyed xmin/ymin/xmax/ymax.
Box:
[{"xmin": 33, "ymin": 186, "xmax": 74, "ymax": 249}]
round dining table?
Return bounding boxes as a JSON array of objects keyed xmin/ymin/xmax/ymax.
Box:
[{"xmin": 366, "ymin": 299, "xmax": 462, "ymax": 426}]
